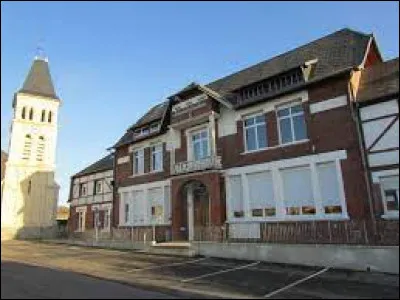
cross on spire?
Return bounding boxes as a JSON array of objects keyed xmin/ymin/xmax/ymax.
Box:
[{"xmin": 34, "ymin": 41, "xmax": 48, "ymax": 62}]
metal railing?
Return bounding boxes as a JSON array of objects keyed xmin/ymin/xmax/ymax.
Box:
[{"xmin": 172, "ymin": 155, "xmax": 222, "ymax": 175}]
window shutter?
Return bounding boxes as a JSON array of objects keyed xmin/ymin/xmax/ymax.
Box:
[
  {"xmin": 248, "ymin": 171, "xmax": 275, "ymax": 215},
  {"xmin": 282, "ymin": 166, "xmax": 314, "ymax": 208},
  {"xmin": 317, "ymin": 162, "xmax": 341, "ymax": 207},
  {"xmin": 228, "ymin": 175, "xmax": 244, "ymax": 218}
]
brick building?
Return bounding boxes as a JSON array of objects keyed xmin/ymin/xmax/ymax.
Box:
[{"xmin": 98, "ymin": 28, "xmax": 397, "ymax": 245}]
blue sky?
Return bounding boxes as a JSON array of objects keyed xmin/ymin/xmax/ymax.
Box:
[{"xmin": 1, "ymin": 1, "xmax": 399, "ymax": 205}]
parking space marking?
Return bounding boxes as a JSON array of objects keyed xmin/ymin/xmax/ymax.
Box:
[
  {"xmin": 264, "ymin": 266, "xmax": 330, "ymax": 298},
  {"xmin": 126, "ymin": 257, "xmax": 208, "ymax": 273},
  {"xmin": 181, "ymin": 261, "xmax": 260, "ymax": 283}
]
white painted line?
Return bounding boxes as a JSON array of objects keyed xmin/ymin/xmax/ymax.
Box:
[
  {"xmin": 126, "ymin": 257, "xmax": 208, "ymax": 273},
  {"xmin": 181, "ymin": 261, "xmax": 260, "ymax": 283},
  {"xmin": 264, "ymin": 266, "xmax": 331, "ymax": 298}
]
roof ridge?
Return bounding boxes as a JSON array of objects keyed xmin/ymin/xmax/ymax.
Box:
[{"xmin": 207, "ymin": 28, "xmax": 369, "ymax": 89}]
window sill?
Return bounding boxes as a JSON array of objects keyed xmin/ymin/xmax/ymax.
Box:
[
  {"xmin": 228, "ymin": 214, "xmax": 349, "ymax": 223},
  {"xmin": 241, "ymin": 139, "xmax": 310, "ymax": 155},
  {"xmin": 119, "ymin": 222, "xmax": 171, "ymax": 227},
  {"xmin": 129, "ymin": 170, "xmax": 164, "ymax": 178},
  {"xmin": 381, "ymin": 213, "xmax": 399, "ymax": 220}
]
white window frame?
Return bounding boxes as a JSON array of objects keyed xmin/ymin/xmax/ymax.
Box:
[
  {"xmin": 80, "ymin": 183, "xmax": 88, "ymax": 197},
  {"xmin": 379, "ymin": 174, "xmax": 399, "ymax": 219},
  {"xmin": 225, "ymin": 151, "xmax": 348, "ymax": 222},
  {"xmin": 75, "ymin": 207, "xmax": 86, "ymax": 232},
  {"xmin": 133, "ymin": 148, "xmax": 144, "ymax": 175},
  {"xmin": 124, "ymin": 201, "xmax": 130, "ymax": 224},
  {"xmin": 150, "ymin": 123, "xmax": 160, "ymax": 133},
  {"xmin": 94, "ymin": 180, "xmax": 103, "ymax": 195},
  {"xmin": 243, "ymin": 113, "xmax": 268, "ymax": 152},
  {"xmin": 102, "ymin": 209, "xmax": 111, "ymax": 231},
  {"xmin": 189, "ymin": 128, "xmax": 210, "ymax": 161},
  {"xmin": 276, "ymin": 101, "xmax": 308, "ymax": 145},
  {"xmin": 151, "ymin": 144, "xmax": 163, "ymax": 172}
]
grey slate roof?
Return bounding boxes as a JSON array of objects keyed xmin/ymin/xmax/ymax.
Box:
[
  {"xmin": 18, "ymin": 58, "xmax": 58, "ymax": 99},
  {"xmin": 207, "ymin": 28, "xmax": 371, "ymax": 97},
  {"xmin": 129, "ymin": 100, "xmax": 169, "ymax": 129},
  {"xmin": 113, "ymin": 28, "xmax": 373, "ymax": 149},
  {"xmin": 357, "ymin": 58, "xmax": 399, "ymax": 103},
  {"xmin": 73, "ymin": 153, "xmax": 114, "ymax": 178}
]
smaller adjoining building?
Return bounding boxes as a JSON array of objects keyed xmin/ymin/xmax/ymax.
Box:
[{"xmin": 68, "ymin": 154, "xmax": 114, "ymax": 237}]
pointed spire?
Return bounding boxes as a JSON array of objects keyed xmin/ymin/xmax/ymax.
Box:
[{"xmin": 18, "ymin": 53, "xmax": 58, "ymax": 99}]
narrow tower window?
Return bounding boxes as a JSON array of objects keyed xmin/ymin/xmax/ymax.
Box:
[
  {"xmin": 21, "ymin": 107, "xmax": 27, "ymax": 119},
  {"xmin": 48, "ymin": 111, "xmax": 52, "ymax": 123},
  {"xmin": 29, "ymin": 108, "xmax": 34, "ymax": 120},
  {"xmin": 37, "ymin": 136, "xmax": 45, "ymax": 162},
  {"xmin": 41, "ymin": 110, "xmax": 46, "ymax": 122},
  {"xmin": 22, "ymin": 134, "xmax": 32, "ymax": 160}
]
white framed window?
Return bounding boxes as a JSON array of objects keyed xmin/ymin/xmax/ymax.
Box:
[
  {"xmin": 281, "ymin": 166, "xmax": 315, "ymax": 216},
  {"xmin": 248, "ymin": 171, "xmax": 276, "ymax": 217},
  {"xmin": 132, "ymin": 190, "xmax": 145, "ymax": 225},
  {"xmin": 149, "ymin": 187, "xmax": 164, "ymax": 224},
  {"xmin": 317, "ymin": 162, "xmax": 343, "ymax": 214},
  {"xmin": 228, "ymin": 175, "xmax": 244, "ymax": 218},
  {"xmin": 150, "ymin": 123, "xmax": 160, "ymax": 133},
  {"xmin": 151, "ymin": 144, "xmax": 163, "ymax": 172},
  {"xmin": 133, "ymin": 148, "xmax": 144, "ymax": 174},
  {"xmin": 191, "ymin": 129, "xmax": 209, "ymax": 161},
  {"xmin": 79, "ymin": 183, "xmax": 88, "ymax": 197},
  {"xmin": 94, "ymin": 180, "xmax": 103, "ymax": 195},
  {"xmin": 103, "ymin": 209, "xmax": 110, "ymax": 230},
  {"xmin": 277, "ymin": 102, "xmax": 307, "ymax": 144},
  {"xmin": 76, "ymin": 209, "xmax": 86, "ymax": 232},
  {"xmin": 243, "ymin": 114, "xmax": 267, "ymax": 152},
  {"xmin": 164, "ymin": 185, "xmax": 171, "ymax": 223},
  {"xmin": 124, "ymin": 201, "xmax": 130, "ymax": 224},
  {"xmin": 381, "ymin": 175, "xmax": 399, "ymax": 216}
]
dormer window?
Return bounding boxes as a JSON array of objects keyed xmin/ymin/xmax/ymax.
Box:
[
  {"xmin": 141, "ymin": 127, "xmax": 149, "ymax": 135},
  {"xmin": 150, "ymin": 123, "xmax": 160, "ymax": 133}
]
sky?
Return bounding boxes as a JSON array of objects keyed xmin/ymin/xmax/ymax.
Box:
[{"xmin": 1, "ymin": 1, "xmax": 399, "ymax": 206}]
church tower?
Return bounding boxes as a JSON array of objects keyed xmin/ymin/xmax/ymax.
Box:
[{"xmin": 1, "ymin": 54, "xmax": 61, "ymax": 240}]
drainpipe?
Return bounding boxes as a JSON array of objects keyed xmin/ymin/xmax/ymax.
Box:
[
  {"xmin": 347, "ymin": 73, "xmax": 377, "ymax": 237},
  {"xmin": 107, "ymin": 148, "xmax": 117, "ymax": 237}
]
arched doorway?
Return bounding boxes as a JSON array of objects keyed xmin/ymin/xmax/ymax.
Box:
[{"xmin": 179, "ymin": 180, "xmax": 210, "ymax": 241}]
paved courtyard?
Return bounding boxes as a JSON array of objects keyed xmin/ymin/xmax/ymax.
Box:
[{"xmin": 1, "ymin": 240, "xmax": 399, "ymax": 299}]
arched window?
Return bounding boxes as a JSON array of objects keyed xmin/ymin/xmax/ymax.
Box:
[
  {"xmin": 41, "ymin": 110, "xmax": 46, "ymax": 122},
  {"xmin": 48, "ymin": 111, "xmax": 52, "ymax": 123},
  {"xmin": 22, "ymin": 134, "xmax": 32, "ymax": 160},
  {"xmin": 36, "ymin": 136, "xmax": 45, "ymax": 162},
  {"xmin": 29, "ymin": 108, "xmax": 34, "ymax": 120},
  {"xmin": 21, "ymin": 107, "xmax": 26, "ymax": 119}
]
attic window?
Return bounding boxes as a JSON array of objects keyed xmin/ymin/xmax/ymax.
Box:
[
  {"xmin": 239, "ymin": 69, "xmax": 304, "ymax": 103},
  {"xmin": 150, "ymin": 123, "xmax": 160, "ymax": 133}
]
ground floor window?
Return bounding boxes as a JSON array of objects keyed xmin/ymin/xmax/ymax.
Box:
[
  {"xmin": 119, "ymin": 182, "xmax": 171, "ymax": 226},
  {"xmin": 76, "ymin": 210, "xmax": 86, "ymax": 232},
  {"xmin": 226, "ymin": 155, "xmax": 347, "ymax": 221},
  {"xmin": 381, "ymin": 175, "xmax": 399, "ymax": 216}
]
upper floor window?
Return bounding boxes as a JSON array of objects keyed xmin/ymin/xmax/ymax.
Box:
[
  {"xmin": 134, "ymin": 127, "xmax": 150, "ymax": 138},
  {"xmin": 244, "ymin": 114, "xmax": 267, "ymax": 152},
  {"xmin": 94, "ymin": 180, "xmax": 103, "ymax": 195},
  {"xmin": 41, "ymin": 110, "xmax": 46, "ymax": 122},
  {"xmin": 79, "ymin": 183, "xmax": 88, "ymax": 197},
  {"xmin": 150, "ymin": 123, "xmax": 160, "ymax": 133},
  {"xmin": 36, "ymin": 136, "xmax": 45, "ymax": 161},
  {"xmin": 191, "ymin": 129, "xmax": 209, "ymax": 161},
  {"xmin": 22, "ymin": 134, "xmax": 32, "ymax": 160},
  {"xmin": 277, "ymin": 102, "xmax": 307, "ymax": 144},
  {"xmin": 151, "ymin": 144, "xmax": 163, "ymax": 172},
  {"xmin": 381, "ymin": 175, "xmax": 399, "ymax": 216},
  {"xmin": 29, "ymin": 108, "xmax": 34, "ymax": 121},
  {"xmin": 21, "ymin": 107, "xmax": 27, "ymax": 119},
  {"xmin": 48, "ymin": 111, "xmax": 52, "ymax": 123},
  {"xmin": 133, "ymin": 148, "xmax": 144, "ymax": 174}
]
